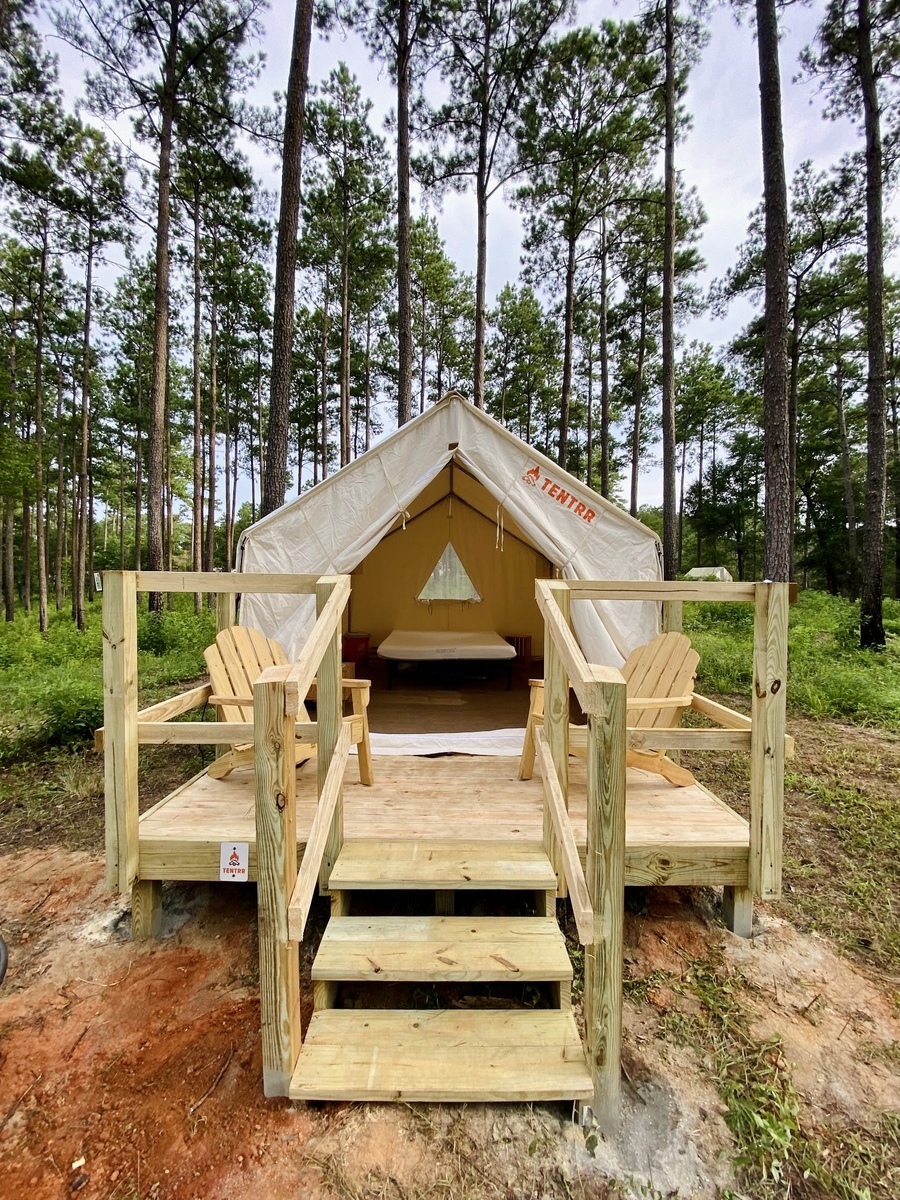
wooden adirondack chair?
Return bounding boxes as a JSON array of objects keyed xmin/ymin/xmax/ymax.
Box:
[
  {"xmin": 518, "ymin": 631, "xmax": 700, "ymax": 787},
  {"xmin": 204, "ymin": 625, "xmax": 374, "ymax": 785}
]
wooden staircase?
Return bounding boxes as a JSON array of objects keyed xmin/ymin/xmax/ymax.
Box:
[{"xmin": 288, "ymin": 840, "xmax": 593, "ymax": 1103}]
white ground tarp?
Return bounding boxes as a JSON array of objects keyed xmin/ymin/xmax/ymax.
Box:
[
  {"xmin": 350, "ymin": 729, "xmax": 527, "ymax": 757},
  {"xmin": 238, "ymin": 394, "xmax": 663, "ymax": 667}
]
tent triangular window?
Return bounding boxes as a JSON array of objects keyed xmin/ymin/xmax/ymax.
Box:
[{"xmin": 417, "ymin": 542, "xmax": 481, "ymax": 603}]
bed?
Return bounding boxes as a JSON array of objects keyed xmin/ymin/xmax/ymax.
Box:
[{"xmin": 377, "ymin": 630, "xmax": 517, "ymax": 690}]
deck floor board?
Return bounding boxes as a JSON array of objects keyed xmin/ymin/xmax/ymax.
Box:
[{"xmin": 137, "ymin": 755, "xmax": 749, "ymax": 887}]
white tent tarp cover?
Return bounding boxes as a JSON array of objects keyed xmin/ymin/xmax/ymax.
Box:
[{"xmin": 238, "ymin": 394, "xmax": 663, "ymax": 667}]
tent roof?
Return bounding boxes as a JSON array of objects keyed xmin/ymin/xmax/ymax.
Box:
[
  {"xmin": 237, "ymin": 393, "xmax": 663, "ymax": 666},
  {"xmin": 240, "ymin": 391, "xmax": 659, "ymax": 558}
]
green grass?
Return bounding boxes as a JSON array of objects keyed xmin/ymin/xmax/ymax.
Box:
[
  {"xmin": 685, "ymin": 591, "xmax": 900, "ymax": 729},
  {"xmin": 0, "ymin": 597, "xmax": 216, "ymax": 756},
  {"xmin": 653, "ymin": 949, "xmax": 899, "ymax": 1199}
]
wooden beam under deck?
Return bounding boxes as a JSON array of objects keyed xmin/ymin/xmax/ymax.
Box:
[{"xmin": 136, "ymin": 755, "xmax": 749, "ymax": 888}]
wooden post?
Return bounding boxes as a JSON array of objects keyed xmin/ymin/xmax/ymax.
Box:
[
  {"xmin": 662, "ymin": 597, "xmax": 684, "ymax": 765},
  {"xmin": 544, "ymin": 582, "xmax": 570, "ymax": 899},
  {"xmin": 316, "ymin": 578, "xmax": 343, "ymax": 891},
  {"xmin": 722, "ymin": 885, "xmax": 753, "ymax": 938},
  {"xmin": 131, "ymin": 879, "xmax": 163, "ymax": 939},
  {"xmin": 103, "ymin": 571, "xmax": 139, "ymax": 896},
  {"xmin": 216, "ymin": 589, "xmax": 237, "ymax": 633},
  {"xmin": 662, "ymin": 598, "xmax": 683, "ymax": 634},
  {"xmin": 215, "ymin": 591, "xmax": 237, "ymax": 760},
  {"xmin": 749, "ymin": 582, "xmax": 789, "ymax": 900},
  {"xmin": 583, "ymin": 670, "xmax": 627, "ymax": 1133},
  {"xmin": 254, "ymin": 674, "xmax": 300, "ymax": 1097}
]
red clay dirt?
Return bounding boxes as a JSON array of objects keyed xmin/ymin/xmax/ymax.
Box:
[
  {"xmin": 0, "ymin": 851, "xmax": 611, "ymax": 1200},
  {"xmin": 3, "ymin": 846, "xmax": 900, "ymax": 1200}
]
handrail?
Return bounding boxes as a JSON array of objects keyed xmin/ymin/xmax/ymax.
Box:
[
  {"xmin": 287, "ymin": 721, "xmax": 352, "ymax": 942},
  {"xmin": 131, "ymin": 720, "xmax": 322, "ymax": 745},
  {"xmin": 94, "ymin": 683, "xmax": 212, "ymax": 750},
  {"xmin": 265, "ymin": 575, "xmax": 351, "ymax": 717},
  {"xmin": 132, "ymin": 570, "xmax": 324, "ymax": 594},
  {"xmin": 535, "ymin": 729, "xmax": 594, "ymax": 944},
  {"xmin": 536, "ymin": 580, "xmax": 617, "ymax": 714},
  {"xmin": 253, "ymin": 572, "xmax": 352, "ymax": 1097},
  {"xmin": 566, "ymin": 579, "xmax": 799, "ymax": 603},
  {"xmin": 535, "ymin": 577, "xmax": 628, "ymax": 1130}
]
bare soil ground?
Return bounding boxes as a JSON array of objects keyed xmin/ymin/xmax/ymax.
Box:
[{"xmin": 2, "ymin": 705, "xmax": 900, "ymax": 1199}]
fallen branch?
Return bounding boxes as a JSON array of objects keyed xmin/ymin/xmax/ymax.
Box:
[
  {"xmin": 0, "ymin": 1073, "xmax": 42, "ymax": 1131},
  {"xmin": 188, "ymin": 1044, "xmax": 234, "ymax": 1115}
]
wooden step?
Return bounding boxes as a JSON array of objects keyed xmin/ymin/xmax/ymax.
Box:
[
  {"xmin": 288, "ymin": 1009, "xmax": 592, "ymax": 1102},
  {"xmin": 312, "ymin": 916, "xmax": 572, "ymax": 983},
  {"xmin": 329, "ymin": 839, "xmax": 557, "ymax": 891}
]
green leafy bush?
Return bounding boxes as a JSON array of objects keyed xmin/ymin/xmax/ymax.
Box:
[
  {"xmin": 0, "ymin": 596, "xmax": 216, "ymax": 753},
  {"xmin": 685, "ymin": 589, "xmax": 900, "ymax": 728},
  {"xmin": 37, "ymin": 677, "xmax": 106, "ymax": 746}
]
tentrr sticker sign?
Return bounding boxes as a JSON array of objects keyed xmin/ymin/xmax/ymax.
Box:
[{"xmin": 220, "ymin": 842, "xmax": 249, "ymax": 882}]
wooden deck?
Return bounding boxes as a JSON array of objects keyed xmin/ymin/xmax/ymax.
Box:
[{"xmin": 137, "ymin": 754, "xmax": 749, "ymax": 888}]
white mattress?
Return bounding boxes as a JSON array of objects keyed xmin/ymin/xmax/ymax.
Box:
[{"xmin": 377, "ymin": 630, "xmax": 517, "ymax": 661}]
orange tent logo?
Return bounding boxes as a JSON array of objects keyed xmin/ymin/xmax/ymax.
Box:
[{"xmin": 519, "ymin": 465, "xmax": 597, "ymax": 524}]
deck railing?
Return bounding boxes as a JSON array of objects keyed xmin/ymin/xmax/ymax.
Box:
[
  {"xmin": 253, "ymin": 575, "xmax": 350, "ymax": 1097},
  {"xmin": 534, "ymin": 577, "xmax": 792, "ymax": 1130},
  {"xmin": 99, "ymin": 570, "xmax": 349, "ymax": 927},
  {"xmin": 535, "ymin": 579, "xmax": 628, "ymax": 1130}
]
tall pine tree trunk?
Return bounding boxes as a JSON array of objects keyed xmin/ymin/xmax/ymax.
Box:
[
  {"xmin": 206, "ymin": 290, "xmax": 218, "ymax": 572},
  {"xmin": 4, "ymin": 296, "xmax": 17, "ymax": 620},
  {"xmin": 756, "ymin": 0, "xmax": 792, "ymax": 582},
  {"xmin": 889, "ymin": 335, "xmax": 899, "ymax": 598},
  {"xmin": 631, "ymin": 279, "xmax": 648, "ymax": 518},
  {"xmin": 858, "ymin": 0, "xmax": 887, "ymax": 647},
  {"xmin": 661, "ymin": 0, "xmax": 678, "ymax": 581},
  {"xmin": 147, "ymin": 36, "xmax": 178, "ymax": 611},
  {"xmin": 599, "ymin": 218, "xmax": 611, "ymax": 497},
  {"xmin": 396, "ymin": 0, "xmax": 413, "ymax": 426},
  {"xmin": 365, "ymin": 311, "xmax": 372, "ymax": 452},
  {"xmin": 34, "ymin": 214, "xmax": 49, "ymax": 631},
  {"xmin": 134, "ymin": 338, "xmax": 144, "ymax": 571},
  {"xmin": 473, "ymin": 34, "xmax": 490, "ymax": 410},
  {"xmin": 263, "ymin": 0, "xmax": 314, "ymax": 515},
  {"xmin": 74, "ymin": 217, "xmax": 94, "ymax": 631},
  {"xmin": 834, "ymin": 343, "xmax": 859, "ymax": 597},
  {"xmin": 339, "ymin": 219, "xmax": 351, "ymax": 467},
  {"xmin": 55, "ymin": 375, "xmax": 66, "ymax": 607},
  {"xmin": 558, "ymin": 235, "xmax": 577, "ymax": 470},
  {"xmin": 192, "ymin": 184, "xmax": 203, "ymax": 606}
]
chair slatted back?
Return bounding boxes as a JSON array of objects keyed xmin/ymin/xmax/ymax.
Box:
[
  {"xmin": 204, "ymin": 626, "xmax": 294, "ymax": 724},
  {"xmin": 621, "ymin": 632, "xmax": 699, "ymax": 730}
]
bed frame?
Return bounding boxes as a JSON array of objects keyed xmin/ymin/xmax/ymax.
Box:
[{"xmin": 377, "ymin": 630, "xmax": 517, "ymax": 690}]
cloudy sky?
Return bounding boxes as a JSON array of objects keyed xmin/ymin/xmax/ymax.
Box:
[
  {"xmin": 279, "ymin": 0, "xmax": 884, "ymax": 340},
  {"xmin": 43, "ymin": 0, "xmax": 895, "ymax": 503}
]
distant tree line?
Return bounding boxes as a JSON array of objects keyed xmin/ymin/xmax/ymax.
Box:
[{"xmin": 0, "ymin": 0, "xmax": 897, "ymax": 641}]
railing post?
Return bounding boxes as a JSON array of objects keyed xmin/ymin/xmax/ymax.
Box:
[
  {"xmin": 316, "ymin": 578, "xmax": 343, "ymax": 891},
  {"xmin": 103, "ymin": 571, "xmax": 139, "ymax": 896},
  {"xmin": 750, "ymin": 581, "xmax": 789, "ymax": 899},
  {"xmin": 583, "ymin": 670, "xmax": 627, "ymax": 1133},
  {"xmin": 254, "ymin": 673, "xmax": 300, "ymax": 1097},
  {"xmin": 662, "ymin": 598, "xmax": 683, "ymax": 634},
  {"xmin": 544, "ymin": 581, "xmax": 571, "ymax": 899},
  {"xmin": 216, "ymin": 588, "xmax": 236, "ymax": 633},
  {"xmin": 215, "ymin": 590, "xmax": 237, "ymax": 760}
]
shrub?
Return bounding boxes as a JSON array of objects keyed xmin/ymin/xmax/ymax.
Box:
[
  {"xmin": 685, "ymin": 589, "xmax": 900, "ymax": 728},
  {"xmin": 37, "ymin": 676, "xmax": 106, "ymax": 746}
]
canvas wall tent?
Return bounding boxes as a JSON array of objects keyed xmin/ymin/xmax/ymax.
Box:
[{"xmin": 238, "ymin": 393, "xmax": 663, "ymax": 667}]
